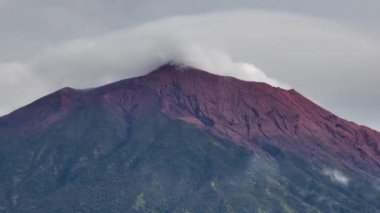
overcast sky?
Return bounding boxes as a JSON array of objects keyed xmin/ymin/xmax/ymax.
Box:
[{"xmin": 0, "ymin": 0, "xmax": 379, "ymax": 131}]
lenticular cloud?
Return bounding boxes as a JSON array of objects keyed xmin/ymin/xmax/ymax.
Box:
[{"xmin": 2, "ymin": 9, "xmax": 377, "ymax": 117}]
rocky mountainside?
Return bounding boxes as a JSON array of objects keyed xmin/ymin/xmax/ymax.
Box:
[{"xmin": 0, "ymin": 64, "xmax": 379, "ymax": 212}]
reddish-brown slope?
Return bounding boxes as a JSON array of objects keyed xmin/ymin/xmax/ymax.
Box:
[
  {"xmin": 98, "ymin": 64, "xmax": 380, "ymax": 177},
  {"xmin": 1, "ymin": 63, "xmax": 379, "ymax": 177}
]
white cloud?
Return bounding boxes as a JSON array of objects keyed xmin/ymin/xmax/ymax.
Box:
[
  {"xmin": 30, "ymin": 35, "xmax": 285, "ymax": 88},
  {"xmin": 0, "ymin": 9, "xmax": 379, "ymax": 128},
  {"xmin": 322, "ymin": 168, "xmax": 349, "ymax": 186},
  {"xmin": 167, "ymin": 44, "xmax": 287, "ymax": 87}
]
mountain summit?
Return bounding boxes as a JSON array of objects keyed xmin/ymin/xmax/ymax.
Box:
[{"xmin": 0, "ymin": 64, "xmax": 379, "ymax": 212}]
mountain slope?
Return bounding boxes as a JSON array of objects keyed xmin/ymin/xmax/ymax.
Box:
[{"xmin": 0, "ymin": 64, "xmax": 379, "ymax": 212}]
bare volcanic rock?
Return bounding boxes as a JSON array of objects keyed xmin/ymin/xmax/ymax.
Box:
[{"xmin": 85, "ymin": 63, "xmax": 380, "ymax": 178}]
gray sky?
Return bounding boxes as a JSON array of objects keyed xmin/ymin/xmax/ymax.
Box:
[{"xmin": 0, "ymin": 0, "xmax": 379, "ymax": 131}]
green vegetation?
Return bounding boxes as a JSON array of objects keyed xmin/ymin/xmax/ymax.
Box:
[
  {"xmin": 133, "ymin": 193, "xmax": 145, "ymax": 211},
  {"xmin": 0, "ymin": 106, "xmax": 379, "ymax": 212},
  {"xmin": 210, "ymin": 181, "xmax": 217, "ymax": 191}
]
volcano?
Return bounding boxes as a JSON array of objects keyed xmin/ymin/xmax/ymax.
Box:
[{"xmin": 0, "ymin": 64, "xmax": 379, "ymax": 212}]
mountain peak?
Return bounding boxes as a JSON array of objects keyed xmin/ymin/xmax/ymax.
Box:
[
  {"xmin": 148, "ymin": 62, "xmax": 185, "ymax": 73},
  {"xmin": 0, "ymin": 64, "xmax": 379, "ymax": 212},
  {"xmin": 146, "ymin": 62, "xmax": 219, "ymax": 80},
  {"xmin": 2, "ymin": 64, "xmax": 380, "ymax": 177}
]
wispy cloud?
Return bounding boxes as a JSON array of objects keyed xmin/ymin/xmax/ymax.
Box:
[
  {"xmin": 322, "ymin": 168, "xmax": 349, "ymax": 186},
  {"xmin": 0, "ymin": 9, "xmax": 379, "ymax": 124}
]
